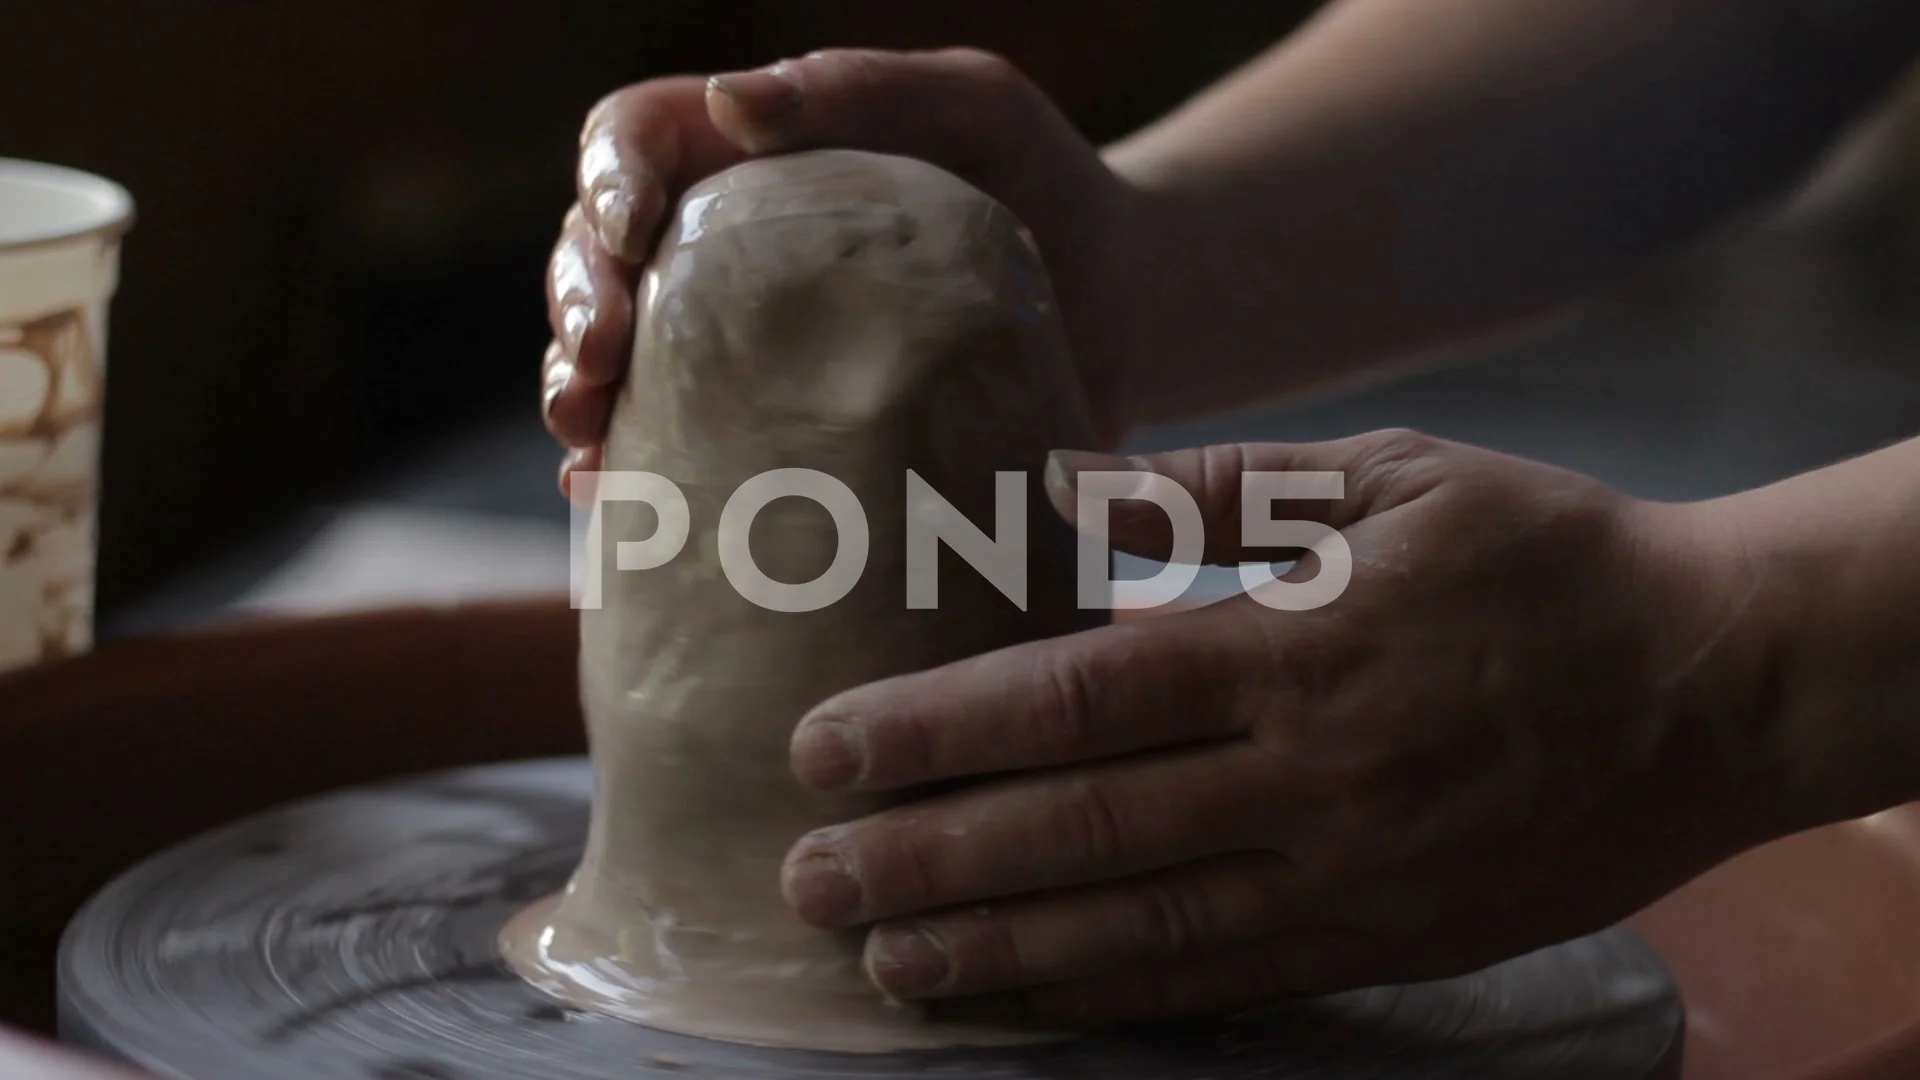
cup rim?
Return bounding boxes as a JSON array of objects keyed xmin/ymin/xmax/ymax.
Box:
[{"xmin": 0, "ymin": 158, "xmax": 134, "ymax": 252}]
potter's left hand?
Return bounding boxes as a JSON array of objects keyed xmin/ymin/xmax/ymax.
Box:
[{"xmin": 780, "ymin": 429, "xmax": 1818, "ymax": 1021}]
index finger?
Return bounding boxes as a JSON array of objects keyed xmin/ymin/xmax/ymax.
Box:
[
  {"xmin": 577, "ymin": 76, "xmax": 749, "ymax": 262},
  {"xmin": 790, "ymin": 601, "xmax": 1262, "ymax": 793}
]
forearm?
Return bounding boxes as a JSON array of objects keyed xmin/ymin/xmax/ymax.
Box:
[
  {"xmin": 1704, "ymin": 436, "xmax": 1920, "ymax": 829},
  {"xmin": 1105, "ymin": 0, "xmax": 1920, "ymax": 425}
]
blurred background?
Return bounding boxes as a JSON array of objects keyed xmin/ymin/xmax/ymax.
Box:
[{"xmin": 5, "ymin": 1, "xmax": 1920, "ymax": 624}]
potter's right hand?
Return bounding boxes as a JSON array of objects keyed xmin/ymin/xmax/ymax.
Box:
[
  {"xmin": 544, "ymin": 49, "xmax": 1146, "ymax": 490},
  {"xmin": 777, "ymin": 432, "xmax": 1860, "ymax": 1020}
]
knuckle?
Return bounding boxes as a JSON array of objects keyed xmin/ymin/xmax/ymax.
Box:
[
  {"xmin": 1277, "ymin": 630, "xmax": 1362, "ymax": 702},
  {"xmin": 803, "ymin": 47, "xmax": 891, "ymax": 90},
  {"xmin": 1029, "ymin": 652, "xmax": 1102, "ymax": 756},
  {"xmin": 884, "ymin": 709, "xmax": 942, "ymax": 786},
  {"xmin": 938, "ymin": 47, "xmax": 1022, "ymax": 89},
  {"xmin": 1053, "ymin": 776, "xmax": 1129, "ymax": 872},
  {"xmin": 1345, "ymin": 427, "xmax": 1445, "ymax": 507},
  {"xmin": 941, "ymin": 48, "xmax": 1037, "ymax": 124},
  {"xmin": 1197, "ymin": 443, "xmax": 1256, "ymax": 531},
  {"xmin": 1131, "ymin": 883, "xmax": 1209, "ymax": 962},
  {"xmin": 1232, "ymin": 615, "xmax": 1363, "ymax": 721},
  {"xmin": 929, "ymin": 48, "xmax": 1042, "ymax": 160},
  {"xmin": 965, "ymin": 908, "xmax": 1034, "ymax": 988},
  {"xmin": 882, "ymin": 826, "xmax": 944, "ymax": 914},
  {"xmin": 580, "ymin": 84, "xmax": 650, "ymax": 142},
  {"xmin": 1357, "ymin": 426, "xmax": 1435, "ymax": 465},
  {"xmin": 580, "ymin": 90, "xmax": 624, "ymax": 141},
  {"xmin": 548, "ymin": 243, "xmax": 584, "ymax": 301}
]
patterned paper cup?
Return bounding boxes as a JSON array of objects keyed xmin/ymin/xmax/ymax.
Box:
[{"xmin": 0, "ymin": 160, "xmax": 132, "ymax": 675}]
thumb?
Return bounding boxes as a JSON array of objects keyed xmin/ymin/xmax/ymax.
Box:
[
  {"xmin": 704, "ymin": 48, "xmax": 1095, "ymax": 231},
  {"xmin": 1041, "ymin": 429, "xmax": 1442, "ymax": 564}
]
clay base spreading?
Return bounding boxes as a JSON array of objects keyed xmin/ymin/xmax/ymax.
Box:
[
  {"xmin": 499, "ymin": 896, "xmax": 1068, "ymax": 1052},
  {"xmin": 59, "ymin": 759, "xmax": 1685, "ymax": 1080}
]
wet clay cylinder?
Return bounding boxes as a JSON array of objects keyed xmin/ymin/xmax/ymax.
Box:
[{"xmin": 502, "ymin": 150, "xmax": 1105, "ymax": 1051}]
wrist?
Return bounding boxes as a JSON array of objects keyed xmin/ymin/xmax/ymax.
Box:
[
  {"xmin": 1617, "ymin": 497, "xmax": 1810, "ymax": 852},
  {"xmin": 1653, "ymin": 472, "xmax": 1920, "ymax": 838}
]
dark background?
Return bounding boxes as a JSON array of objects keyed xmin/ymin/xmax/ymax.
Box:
[
  {"xmin": 0, "ymin": 1, "xmax": 1323, "ymax": 613},
  {"xmin": 6, "ymin": 3, "xmax": 1920, "ymax": 619}
]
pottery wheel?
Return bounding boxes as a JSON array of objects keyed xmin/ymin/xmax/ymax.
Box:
[{"xmin": 57, "ymin": 758, "xmax": 1684, "ymax": 1080}]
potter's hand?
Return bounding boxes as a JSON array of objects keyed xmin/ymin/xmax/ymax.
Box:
[
  {"xmin": 544, "ymin": 49, "xmax": 1142, "ymax": 487},
  {"xmin": 780, "ymin": 430, "xmax": 1809, "ymax": 1021}
]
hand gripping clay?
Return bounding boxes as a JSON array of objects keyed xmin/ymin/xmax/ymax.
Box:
[
  {"xmin": 54, "ymin": 153, "xmax": 1683, "ymax": 1080},
  {"xmin": 501, "ymin": 150, "xmax": 1106, "ymax": 1051}
]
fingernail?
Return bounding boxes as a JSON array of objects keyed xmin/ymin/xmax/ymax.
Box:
[
  {"xmin": 590, "ymin": 186, "xmax": 634, "ymax": 259},
  {"xmin": 560, "ymin": 303, "xmax": 592, "ymax": 355},
  {"xmin": 791, "ymin": 717, "xmax": 866, "ymax": 791},
  {"xmin": 784, "ymin": 845, "xmax": 863, "ymax": 926},
  {"xmin": 708, "ymin": 68, "xmax": 803, "ymax": 123},
  {"xmin": 867, "ymin": 923, "xmax": 952, "ymax": 998},
  {"xmin": 1044, "ymin": 449, "xmax": 1153, "ymax": 503}
]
